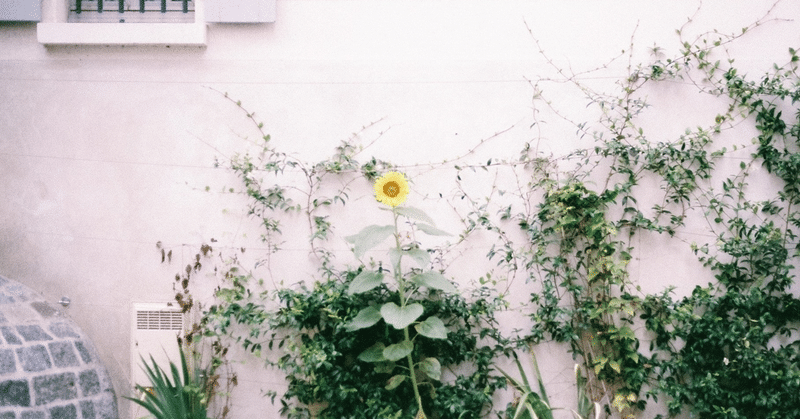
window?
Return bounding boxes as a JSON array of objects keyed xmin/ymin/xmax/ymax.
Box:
[
  {"xmin": 69, "ymin": 0, "xmax": 195, "ymax": 24},
  {"xmin": 37, "ymin": 0, "xmax": 275, "ymax": 46}
]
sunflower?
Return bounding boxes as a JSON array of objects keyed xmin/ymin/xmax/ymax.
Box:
[{"xmin": 374, "ymin": 171, "xmax": 409, "ymax": 208}]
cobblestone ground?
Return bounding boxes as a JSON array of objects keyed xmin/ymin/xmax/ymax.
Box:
[{"xmin": 0, "ymin": 275, "xmax": 118, "ymax": 419}]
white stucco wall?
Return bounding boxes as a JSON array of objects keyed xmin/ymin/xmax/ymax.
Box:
[{"xmin": 2, "ymin": 1, "xmax": 800, "ymax": 418}]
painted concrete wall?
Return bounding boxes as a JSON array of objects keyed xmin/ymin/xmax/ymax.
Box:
[{"xmin": 2, "ymin": 1, "xmax": 800, "ymax": 418}]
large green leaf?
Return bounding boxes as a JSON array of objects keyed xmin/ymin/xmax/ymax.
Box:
[
  {"xmin": 418, "ymin": 357, "xmax": 442, "ymax": 381},
  {"xmin": 412, "ymin": 271, "xmax": 457, "ymax": 294},
  {"xmin": 345, "ymin": 225, "xmax": 394, "ymax": 258},
  {"xmin": 381, "ymin": 302, "xmax": 424, "ymax": 329},
  {"xmin": 345, "ymin": 306, "xmax": 382, "ymax": 331},
  {"xmin": 358, "ymin": 343, "xmax": 387, "ymax": 363},
  {"xmin": 383, "ymin": 340, "xmax": 413, "ymax": 361},
  {"xmin": 347, "ymin": 271, "xmax": 384, "ymax": 295},
  {"xmin": 414, "ymin": 316, "xmax": 448, "ymax": 339},
  {"xmin": 394, "ymin": 206, "xmax": 436, "ymax": 226}
]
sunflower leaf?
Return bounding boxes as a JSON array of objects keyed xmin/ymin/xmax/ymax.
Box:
[
  {"xmin": 374, "ymin": 361, "xmax": 396, "ymax": 374},
  {"xmin": 345, "ymin": 306, "xmax": 382, "ymax": 331},
  {"xmin": 383, "ymin": 340, "xmax": 414, "ymax": 361},
  {"xmin": 347, "ymin": 271, "xmax": 384, "ymax": 295},
  {"xmin": 406, "ymin": 248, "xmax": 431, "ymax": 267},
  {"xmin": 389, "ymin": 247, "xmax": 402, "ymax": 269},
  {"xmin": 412, "ymin": 271, "xmax": 457, "ymax": 294},
  {"xmin": 385, "ymin": 374, "xmax": 406, "ymax": 390},
  {"xmin": 358, "ymin": 343, "xmax": 387, "ymax": 363},
  {"xmin": 345, "ymin": 225, "xmax": 394, "ymax": 258},
  {"xmin": 414, "ymin": 316, "xmax": 448, "ymax": 339},
  {"xmin": 419, "ymin": 357, "xmax": 442, "ymax": 381},
  {"xmin": 381, "ymin": 302, "xmax": 424, "ymax": 329},
  {"xmin": 395, "ymin": 206, "xmax": 436, "ymax": 226}
]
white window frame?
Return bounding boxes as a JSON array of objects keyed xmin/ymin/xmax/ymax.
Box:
[
  {"xmin": 37, "ymin": 0, "xmax": 206, "ymax": 45},
  {"xmin": 37, "ymin": 0, "xmax": 275, "ymax": 45}
]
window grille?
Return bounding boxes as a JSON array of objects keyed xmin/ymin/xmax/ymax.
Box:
[{"xmin": 69, "ymin": 0, "xmax": 194, "ymax": 23}]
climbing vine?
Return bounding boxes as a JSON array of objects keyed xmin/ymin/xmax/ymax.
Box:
[{"xmin": 158, "ymin": 5, "xmax": 800, "ymax": 419}]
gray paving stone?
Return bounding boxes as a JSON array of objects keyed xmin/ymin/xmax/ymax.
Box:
[
  {"xmin": 0, "ymin": 311, "xmax": 7, "ymax": 324},
  {"xmin": 15, "ymin": 346, "xmax": 51, "ymax": 372},
  {"xmin": 4, "ymin": 286, "xmax": 28, "ymax": 302},
  {"xmin": 48, "ymin": 341, "xmax": 78, "ymax": 368},
  {"xmin": 0, "ymin": 349, "xmax": 15, "ymax": 375},
  {"xmin": 32, "ymin": 372, "xmax": 77, "ymax": 405},
  {"xmin": 93, "ymin": 397, "xmax": 117, "ymax": 419},
  {"xmin": 79, "ymin": 370, "xmax": 100, "ymax": 397},
  {"xmin": 14, "ymin": 326, "xmax": 52, "ymax": 342},
  {"xmin": 0, "ymin": 327, "xmax": 21, "ymax": 345},
  {"xmin": 0, "ymin": 380, "xmax": 30, "ymax": 407},
  {"xmin": 29, "ymin": 302, "xmax": 58, "ymax": 319},
  {"xmin": 79, "ymin": 401, "xmax": 94, "ymax": 419},
  {"xmin": 20, "ymin": 412, "xmax": 44, "ymax": 419},
  {"xmin": 48, "ymin": 323, "xmax": 78, "ymax": 339},
  {"xmin": 0, "ymin": 294, "xmax": 14, "ymax": 305},
  {"xmin": 49, "ymin": 404, "xmax": 77, "ymax": 419},
  {"xmin": 73, "ymin": 341, "xmax": 91, "ymax": 364}
]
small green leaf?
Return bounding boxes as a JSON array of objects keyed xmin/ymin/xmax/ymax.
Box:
[
  {"xmin": 383, "ymin": 340, "xmax": 413, "ymax": 361},
  {"xmin": 345, "ymin": 225, "xmax": 394, "ymax": 258},
  {"xmin": 609, "ymin": 360, "xmax": 621, "ymax": 374},
  {"xmin": 385, "ymin": 374, "xmax": 406, "ymax": 390},
  {"xmin": 345, "ymin": 306, "xmax": 382, "ymax": 331},
  {"xmin": 381, "ymin": 303, "xmax": 424, "ymax": 329},
  {"xmin": 394, "ymin": 206, "xmax": 436, "ymax": 226},
  {"xmin": 358, "ymin": 343, "xmax": 387, "ymax": 363},
  {"xmin": 347, "ymin": 271, "xmax": 384, "ymax": 295},
  {"xmin": 618, "ymin": 326, "xmax": 636, "ymax": 340},
  {"xmin": 416, "ymin": 223, "xmax": 452, "ymax": 236},
  {"xmin": 412, "ymin": 271, "xmax": 457, "ymax": 294},
  {"xmin": 594, "ymin": 357, "xmax": 607, "ymax": 375},
  {"xmin": 414, "ymin": 316, "xmax": 448, "ymax": 339},
  {"xmin": 419, "ymin": 358, "xmax": 441, "ymax": 381}
]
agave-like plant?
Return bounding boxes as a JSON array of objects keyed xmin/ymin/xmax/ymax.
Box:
[
  {"xmin": 498, "ymin": 346, "xmax": 600, "ymax": 419},
  {"xmin": 498, "ymin": 349, "xmax": 554, "ymax": 419},
  {"xmin": 128, "ymin": 347, "xmax": 211, "ymax": 419}
]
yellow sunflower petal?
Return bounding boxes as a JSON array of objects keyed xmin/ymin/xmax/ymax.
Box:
[{"xmin": 374, "ymin": 172, "xmax": 409, "ymax": 208}]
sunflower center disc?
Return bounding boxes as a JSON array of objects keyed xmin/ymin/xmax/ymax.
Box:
[{"xmin": 383, "ymin": 181, "xmax": 400, "ymax": 197}]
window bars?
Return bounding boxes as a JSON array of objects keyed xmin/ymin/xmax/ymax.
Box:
[{"xmin": 74, "ymin": 0, "xmax": 191, "ymax": 15}]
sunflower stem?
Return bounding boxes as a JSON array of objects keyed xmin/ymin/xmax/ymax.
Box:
[{"xmin": 392, "ymin": 208, "xmax": 425, "ymax": 418}]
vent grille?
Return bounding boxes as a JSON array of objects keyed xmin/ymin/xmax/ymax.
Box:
[{"xmin": 136, "ymin": 310, "xmax": 183, "ymax": 331}]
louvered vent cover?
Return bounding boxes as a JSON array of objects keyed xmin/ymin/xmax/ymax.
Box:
[{"xmin": 136, "ymin": 309, "xmax": 183, "ymax": 331}]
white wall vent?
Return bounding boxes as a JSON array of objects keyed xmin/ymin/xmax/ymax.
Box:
[
  {"xmin": 136, "ymin": 309, "xmax": 183, "ymax": 331},
  {"xmin": 131, "ymin": 302, "xmax": 185, "ymax": 417}
]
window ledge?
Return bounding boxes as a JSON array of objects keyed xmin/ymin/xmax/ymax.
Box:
[{"xmin": 37, "ymin": 22, "xmax": 207, "ymax": 45}]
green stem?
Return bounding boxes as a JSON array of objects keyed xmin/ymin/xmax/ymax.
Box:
[{"xmin": 392, "ymin": 208, "xmax": 426, "ymax": 417}]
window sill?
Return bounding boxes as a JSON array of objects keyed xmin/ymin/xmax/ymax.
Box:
[{"xmin": 36, "ymin": 22, "xmax": 207, "ymax": 45}]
